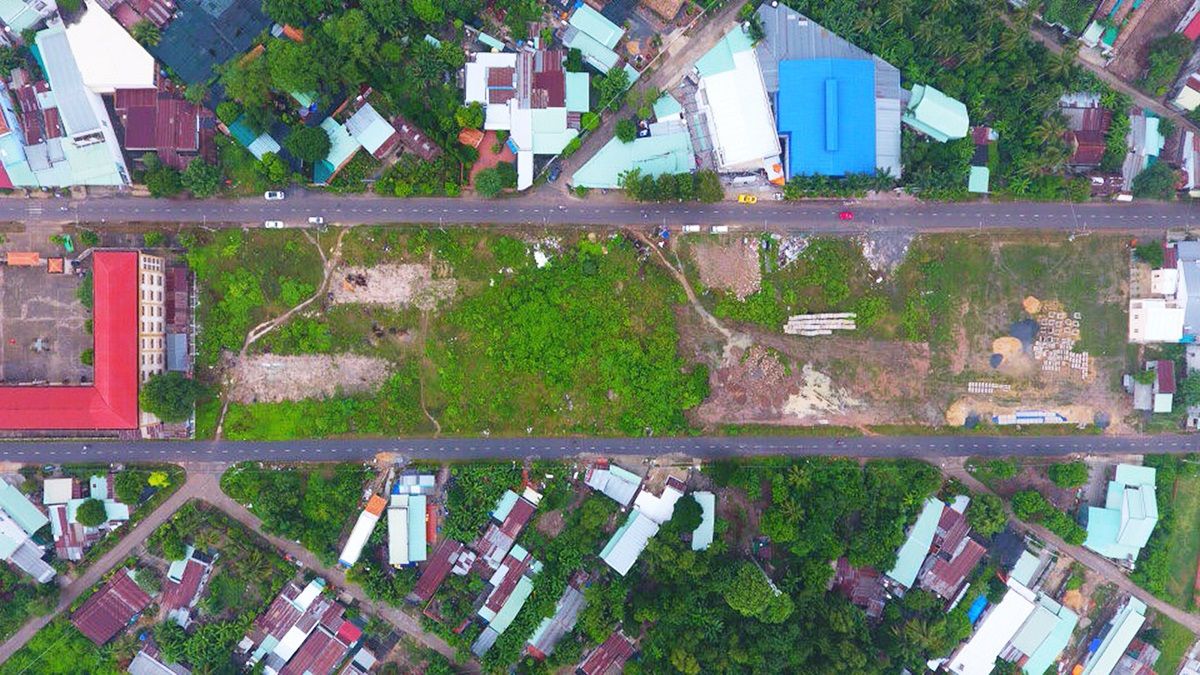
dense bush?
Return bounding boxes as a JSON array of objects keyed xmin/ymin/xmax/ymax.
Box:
[
  {"xmin": 1047, "ymin": 461, "xmax": 1089, "ymax": 488},
  {"xmin": 1011, "ymin": 489, "xmax": 1086, "ymax": 544}
]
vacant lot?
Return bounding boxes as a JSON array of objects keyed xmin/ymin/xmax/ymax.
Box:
[
  {"xmin": 330, "ymin": 264, "xmax": 457, "ymax": 309},
  {"xmin": 1163, "ymin": 472, "xmax": 1200, "ymax": 609},
  {"xmin": 227, "ymin": 354, "xmax": 393, "ymax": 403}
]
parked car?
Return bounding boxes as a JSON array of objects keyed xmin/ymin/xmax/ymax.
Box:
[
  {"xmin": 711, "ymin": 225, "xmax": 729, "ymax": 234},
  {"xmin": 681, "ymin": 225, "xmax": 701, "ymax": 233},
  {"xmin": 264, "ymin": 220, "xmax": 285, "ymax": 229},
  {"xmin": 737, "ymin": 194, "xmax": 757, "ymax": 204},
  {"xmin": 308, "ymin": 216, "xmax": 325, "ymax": 225},
  {"xmin": 264, "ymin": 191, "xmax": 286, "ymax": 200},
  {"xmin": 772, "ymin": 193, "xmax": 785, "ymax": 200},
  {"xmin": 838, "ymin": 210, "xmax": 854, "ymax": 221},
  {"xmin": 547, "ymin": 164, "xmax": 562, "ymax": 182}
]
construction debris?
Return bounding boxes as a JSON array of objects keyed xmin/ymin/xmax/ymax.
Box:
[
  {"xmin": 784, "ymin": 312, "xmax": 857, "ymax": 336},
  {"xmin": 776, "ymin": 236, "xmax": 809, "ymax": 269},
  {"xmin": 966, "ymin": 381, "xmax": 1012, "ymax": 395},
  {"xmin": 1032, "ymin": 307, "xmax": 1091, "ymax": 381}
]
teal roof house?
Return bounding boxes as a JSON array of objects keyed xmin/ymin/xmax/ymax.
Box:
[
  {"xmin": 885, "ymin": 498, "xmax": 944, "ymax": 590},
  {"xmin": 1084, "ymin": 464, "xmax": 1158, "ymax": 564},
  {"xmin": 902, "ymin": 84, "xmax": 969, "ymax": 142}
]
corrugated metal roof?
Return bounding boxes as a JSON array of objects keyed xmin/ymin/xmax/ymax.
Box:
[
  {"xmin": 0, "ymin": 481, "xmax": 48, "ymax": 535},
  {"xmin": 691, "ymin": 491, "xmax": 715, "ymax": 551},
  {"xmin": 562, "ymin": 27, "xmax": 620, "ymax": 72},
  {"xmin": 1081, "ymin": 598, "xmax": 1146, "ymax": 675},
  {"xmin": 35, "ymin": 24, "xmax": 99, "ymax": 136},
  {"xmin": 569, "ymin": 5, "xmax": 625, "ymax": 49},
  {"xmin": 947, "ymin": 582, "xmax": 1037, "ymax": 675},
  {"xmin": 345, "ymin": 104, "xmax": 396, "ymax": 157},
  {"xmin": 527, "ymin": 585, "xmax": 586, "ymax": 657},
  {"xmin": 407, "ymin": 494, "xmax": 427, "ymax": 563},
  {"xmin": 572, "ymin": 131, "xmax": 695, "ymax": 189},
  {"xmin": 599, "ymin": 511, "xmax": 658, "ymax": 576},
  {"xmin": 565, "ymin": 72, "xmax": 590, "ymax": 113},
  {"xmin": 885, "ymin": 498, "xmax": 944, "ymax": 589},
  {"xmin": 1021, "ymin": 599, "xmax": 1078, "ymax": 675},
  {"xmin": 903, "ymin": 84, "xmax": 970, "ymax": 142}
]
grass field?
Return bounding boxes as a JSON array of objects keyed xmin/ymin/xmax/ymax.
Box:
[
  {"xmin": 1164, "ymin": 473, "xmax": 1200, "ymax": 609},
  {"xmin": 1154, "ymin": 612, "xmax": 1194, "ymax": 673}
]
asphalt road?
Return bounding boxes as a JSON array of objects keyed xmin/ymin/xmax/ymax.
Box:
[
  {"xmin": 1, "ymin": 433, "xmax": 1194, "ymax": 463},
  {"xmin": 15, "ymin": 192, "xmax": 1200, "ymax": 232}
]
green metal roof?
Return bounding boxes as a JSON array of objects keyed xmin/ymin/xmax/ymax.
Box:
[
  {"xmin": 885, "ymin": 498, "xmax": 943, "ymax": 589},
  {"xmin": 492, "ymin": 490, "xmax": 520, "ymax": 522},
  {"xmin": 565, "ymin": 72, "xmax": 590, "ymax": 113},
  {"xmin": 563, "ymin": 28, "xmax": 620, "ymax": 72},
  {"xmin": 654, "ymin": 93, "xmax": 682, "ymax": 119},
  {"xmin": 290, "ymin": 91, "xmax": 316, "ymax": 109},
  {"xmin": 89, "ymin": 476, "xmax": 106, "ymax": 500},
  {"xmin": 1022, "ymin": 600, "xmax": 1078, "ymax": 675},
  {"xmin": 569, "ymin": 5, "xmax": 625, "ymax": 49},
  {"xmin": 408, "ymin": 494, "xmax": 427, "ymax": 562},
  {"xmin": 572, "ymin": 130, "xmax": 696, "ymax": 189},
  {"xmin": 489, "ymin": 576, "xmax": 535, "ymax": 634},
  {"xmin": 0, "ymin": 482, "xmax": 48, "ymax": 535},
  {"xmin": 968, "ymin": 166, "xmax": 989, "ymax": 193},
  {"xmin": 1086, "ymin": 464, "xmax": 1157, "ymax": 561},
  {"xmin": 695, "ymin": 26, "xmax": 755, "ymax": 78},
  {"xmin": 1081, "ymin": 599, "xmax": 1145, "ymax": 675},
  {"xmin": 229, "ymin": 116, "xmax": 281, "ymax": 160},
  {"xmin": 902, "ymin": 84, "xmax": 969, "ymax": 142},
  {"xmin": 1010, "ymin": 551, "xmax": 1040, "ymax": 587},
  {"xmin": 478, "ymin": 32, "xmax": 505, "ymax": 51},
  {"xmin": 692, "ymin": 491, "xmax": 715, "ymax": 551},
  {"xmin": 313, "ymin": 117, "xmax": 362, "ymax": 184},
  {"xmin": 105, "ymin": 502, "xmax": 130, "ymax": 521},
  {"xmin": 0, "ymin": 0, "xmax": 44, "ymax": 33}
]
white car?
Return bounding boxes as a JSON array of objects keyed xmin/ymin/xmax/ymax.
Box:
[
  {"xmin": 264, "ymin": 220, "xmax": 285, "ymax": 229},
  {"xmin": 308, "ymin": 216, "xmax": 325, "ymax": 225},
  {"xmin": 264, "ymin": 191, "xmax": 285, "ymax": 201}
]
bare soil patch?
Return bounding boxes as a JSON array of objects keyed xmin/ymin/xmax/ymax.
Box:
[
  {"xmin": 690, "ymin": 239, "xmax": 761, "ymax": 300},
  {"xmin": 227, "ymin": 354, "xmax": 392, "ymax": 403},
  {"xmin": 331, "ymin": 264, "xmax": 457, "ymax": 310},
  {"xmin": 1108, "ymin": 0, "xmax": 1193, "ymax": 82},
  {"xmin": 535, "ymin": 509, "xmax": 565, "ymax": 537}
]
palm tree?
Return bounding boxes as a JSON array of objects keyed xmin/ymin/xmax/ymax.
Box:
[
  {"xmin": 131, "ymin": 20, "xmax": 161, "ymax": 47},
  {"xmin": 961, "ymin": 38, "xmax": 988, "ymax": 66},
  {"xmin": 853, "ymin": 8, "xmax": 879, "ymax": 37},
  {"xmin": 1047, "ymin": 44, "xmax": 1080, "ymax": 81},
  {"xmin": 1032, "ymin": 113, "xmax": 1068, "ymax": 146}
]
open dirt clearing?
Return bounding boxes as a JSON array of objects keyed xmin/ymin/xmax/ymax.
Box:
[
  {"xmin": 331, "ymin": 264, "xmax": 457, "ymax": 310},
  {"xmin": 227, "ymin": 354, "xmax": 392, "ymax": 403},
  {"xmin": 690, "ymin": 239, "xmax": 761, "ymax": 300},
  {"xmin": 1107, "ymin": 0, "xmax": 1193, "ymax": 82}
]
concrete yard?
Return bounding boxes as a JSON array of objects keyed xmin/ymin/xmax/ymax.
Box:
[{"xmin": 0, "ymin": 264, "xmax": 92, "ymax": 385}]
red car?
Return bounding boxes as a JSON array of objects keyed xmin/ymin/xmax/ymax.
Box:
[{"xmin": 838, "ymin": 210, "xmax": 854, "ymax": 221}]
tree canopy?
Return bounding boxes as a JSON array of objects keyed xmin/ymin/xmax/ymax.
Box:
[
  {"xmin": 284, "ymin": 126, "xmax": 333, "ymax": 165},
  {"xmin": 140, "ymin": 372, "xmax": 205, "ymax": 422},
  {"xmin": 75, "ymin": 498, "xmax": 107, "ymax": 527}
]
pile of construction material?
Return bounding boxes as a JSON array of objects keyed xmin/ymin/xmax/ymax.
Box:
[
  {"xmin": 1033, "ymin": 309, "xmax": 1090, "ymax": 380},
  {"xmin": 966, "ymin": 381, "xmax": 1012, "ymax": 395},
  {"xmin": 783, "ymin": 312, "xmax": 857, "ymax": 336}
]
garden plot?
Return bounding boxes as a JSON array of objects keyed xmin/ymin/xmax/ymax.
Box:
[
  {"xmin": 330, "ymin": 264, "xmax": 457, "ymax": 310},
  {"xmin": 227, "ymin": 354, "xmax": 392, "ymax": 403}
]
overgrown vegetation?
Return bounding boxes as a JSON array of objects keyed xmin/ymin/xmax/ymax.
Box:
[
  {"xmin": 1011, "ymin": 489, "xmax": 1086, "ymax": 544},
  {"xmin": 1132, "ymin": 455, "xmax": 1200, "ymax": 607},
  {"xmin": 220, "ymin": 463, "xmax": 371, "ymax": 564}
]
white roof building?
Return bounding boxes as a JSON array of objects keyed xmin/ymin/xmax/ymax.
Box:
[
  {"xmin": 1129, "ymin": 298, "xmax": 1185, "ymax": 343},
  {"xmin": 338, "ymin": 495, "xmax": 386, "ymax": 568},
  {"xmin": 63, "ymin": 1, "xmax": 155, "ymax": 94},
  {"xmin": 633, "ymin": 479, "xmax": 685, "ymax": 525},
  {"xmin": 387, "ymin": 503, "xmax": 408, "ymax": 567},
  {"xmin": 585, "ymin": 463, "xmax": 642, "ymax": 506},
  {"xmin": 42, "ymin": 478, "xmax": 73, "ymax": 505},
  {"xmin": 599, "ymin": 510, "xmax": 659, "ymax": 576},
  {"xmin": 947, "ymin": 580, "xmax": 1038, "ymax": 675}
]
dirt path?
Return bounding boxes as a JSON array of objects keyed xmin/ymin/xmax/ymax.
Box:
[
  {"xmin": 943, "ymin": 460, "xmax": 1200, "ymax": 635},
  {"xmin": 202, "ymin": 486, "xmax": 466, "ymax": 666},
  {"xmin": 0, "ymin": 466, "xmax": 207, "ymax": 664},
  {"xmin": 215, "ymin": 229, "xmax": 349, "ymax": 438},
  {"xmin": 0, "ymin": 467, "xmax": 468, "ymax": 669}
]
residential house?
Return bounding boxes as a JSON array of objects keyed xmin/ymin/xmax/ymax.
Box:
[
  {"xmin": 902, "ymin": 84, "xmax": 969, "ymax": 143},
  {"xmin": 1080, "ymin": 598, "xmax": 1147, "ymax": 675},
  {"xmin": 0, "ymin": 20, "xmax": 132, "ymax": 188},
  {"xmin": 344, "ymin": 101, "xmax": 400, "ymax": 160},
  {"xmin": 949, "ymin": 575, "xmax": 1078, "ymax": 675},
  {"xmin": 113, "ymin": 77, "xmax": 215, "ymax": 171},
  {"xmin": 599, "ymin": 477, "xmax": 685, "ymax": 576},
  {"xmin": 527, "ymin": 580, "xmax": 586, "ymax": 660},
  {"xmin": 386, "ymin": 491, "xmax": 428, "ymax": 567},
  {"xmin": 998, "ymin": 593, "xmax": 1079, "ymax": 675},
  {"xmin": 1060, "ymin": 94, "xmax": 1112, "ymax": 168},
  {"xmin": 577, "ymin": 631, "xmax": 636, "ymax": 675},
  {"xmin": 1084, "ymin": 464, "xmax": 1158, "ymax": 565},
  {"xmin": 562, "ymin": 5, "xmax": 625, "ymax": 72},
  {"xmin": 1152, "ymin": 359, "xmax": 1176, "ymax": 413},
  {"xmin": 72, "ymin": 568, "xmax": 152, "ymax": 645},
  {"xmin": 884, "ymin": 497, "xmax": 944, "ymax": 592},
  {"xmin": 44, "ymin": 475, "xmax": 131, "ymax": 562},
  {"xmin": 0, "ymin": 480, "xmax": 54, "ymax": 582},
  {"xmin": 832, "ymin": 557, "xmax": 888, "ymax": 619},
  {"xmin": 338, "ymin": 494, "xmax": 386, "ymax": 567},
  {"xmin": 127, "ymin": 643, "xmax": 192, "ymax": 675},
  {"xmin": 338, "ymin": 648, "xmax": 377, "ymax": 675},
  {"xmin": 1173, "ymin": 73, "xmax": 1200, "ymax": 112},
  {"xmin": 474, "ymin": 488, "xmax": 539, "ymax": 572},
  {"xmin": 240, "ymin": 578, "xmax": 362, "ymax": 675},
  {"xmin": 162, "ymin": 545, "xmax": 215, "ymax": 627},
  {"xmin": 463, "ymin": 47, "xmax": 587, "ymax": 189},
  {"xmin": 313, "ymin": 116, "xmax": 362, "ymax": 185},
  {"xmin": 691, "ymin": 491, "xmax": 715, "ymax": 551},
  {"xmin": 1122, "ymin": 111, "xmax": 1166, "ymax": 188},
  {"xmin": 0, "ymin": 0, "xmax": 57, "ymax": 38},
  {"xmin": 1112, "ymin": 638, "xmax": 1159, "ymax": 675},
  {"xmin": 471, "ymin": 544, "xmax": 542, "ymax": 657},
  {"xmin": 409, "ymin": 539, "xmax": 468, "ymax": 603},
  {"xmin": 571, "ymin": 129, "xmax": 695, "ymax": 189},
  {"xmin": 584, "ymin": 461, "xmax": 642, "ymax": 507},
  {"xmin": 918, "ymin": 497, "xmax": 986, "ymax": 602},
  {"xmin": 391, "ymin": 114, "xmax": 441, "ymax": 162}
]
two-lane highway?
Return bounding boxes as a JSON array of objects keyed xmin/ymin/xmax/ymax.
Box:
[
  {"xmin": 11, "ymin": 192, "xmax": 1200, "ymax": 232},
  {"xmin": 3, "ymin": 433, "xmax": 1197, "ymax": 463}
]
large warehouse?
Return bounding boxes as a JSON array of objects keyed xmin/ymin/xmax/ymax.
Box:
[{"xmin": 754, "ymin": 4, "xmax": 903, "ymax": 179}]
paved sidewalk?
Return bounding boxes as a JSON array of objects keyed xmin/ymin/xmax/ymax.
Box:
[
  {"xmin": 943, "ymin": 462, "xmax": 1200, "ymax": 635},
  {"xmin": 0, "ymin": 469, "xmax": 202, "ymax": 663}
]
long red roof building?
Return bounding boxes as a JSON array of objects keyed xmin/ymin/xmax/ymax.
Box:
[{"xmin": 0, "ymin": 251, "xmax": 139, "ymax": 430}]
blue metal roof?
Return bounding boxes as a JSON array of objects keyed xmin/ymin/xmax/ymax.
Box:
[{"xmin": 776, "ymin": 59, "xmax": 876, "ymax": 177}]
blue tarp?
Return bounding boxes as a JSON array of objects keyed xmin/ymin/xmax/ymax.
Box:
[
  {"xmin": 967, "ymin": 595, "xmax": 988, "ymax": 624},
  {"xmin": 776, "ymin": 58, "xmax": 876, "ymax": 177}
]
